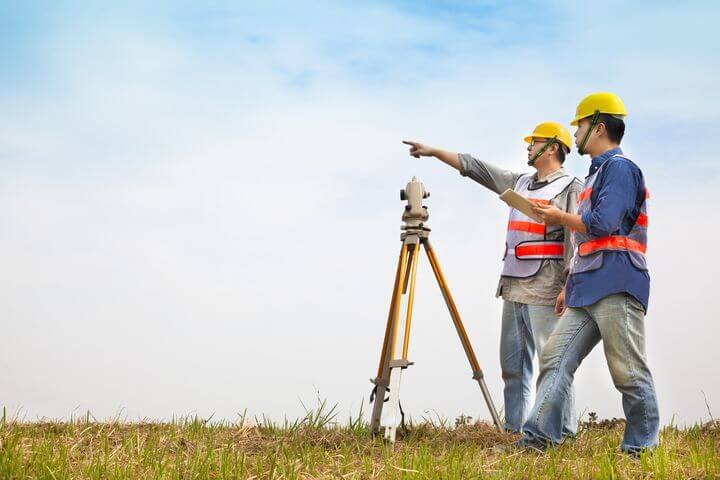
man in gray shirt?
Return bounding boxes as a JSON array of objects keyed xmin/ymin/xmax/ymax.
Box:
[{"xmin": 403, "ymin": 122, "xmax": 582, "ymax": 435}]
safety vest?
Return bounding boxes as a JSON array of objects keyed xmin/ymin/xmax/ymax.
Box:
[
  {"xmin": 501, "ymin": 173, "xmax": 576, "ymax": 278},
  {"xmin": 570, "ymin": 155, "xmax": 648, "ymax": 275}
]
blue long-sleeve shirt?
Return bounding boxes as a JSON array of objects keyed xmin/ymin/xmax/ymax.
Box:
[{"xmin": 565, "ymin": 147, "xmax": 651, "ymax": 311}]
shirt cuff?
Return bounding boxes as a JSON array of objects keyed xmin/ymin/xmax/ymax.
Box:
[{"xmin": 581, "ymin": 211, "xmax": 592, "ymax": 233}]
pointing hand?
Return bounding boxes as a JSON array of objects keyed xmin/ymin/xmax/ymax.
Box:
[{"xmin": 402, "ymin": 140, "xmax": 435, "ymax": 158}]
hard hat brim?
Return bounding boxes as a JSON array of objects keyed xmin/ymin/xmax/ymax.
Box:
[
  {"xmin": 524, "ymin": 134, "xmax": 571, "ymax": 151},
  {"xmin": 569, "ymin": 116, "xmax": 584, "ymax": 127}
]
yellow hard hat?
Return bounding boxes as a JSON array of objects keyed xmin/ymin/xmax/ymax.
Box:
[
  {"xmin": 524, "ymin": 121, "xmax": 572, "ymax": 152},
  {"xmin": 570, "ymin": 92, "xmax": 627, "ymax": 126}
]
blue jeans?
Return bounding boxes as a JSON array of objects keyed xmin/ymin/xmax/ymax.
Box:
[
  {"xmin": 500, "ymin": 300, "xmax": 576, "ymax": 435},
  {"xmin": 522, "ymin": 293, "xmax": 659, "ymax": 452}
]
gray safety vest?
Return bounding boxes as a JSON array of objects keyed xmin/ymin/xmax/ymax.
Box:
[
  {"xmin": 570, "ymin": 155, "xmax": 648, "ymax": 275},
  {"xmin": 501, "ymin": 173, "xmax": 576, "ymax": 278}
]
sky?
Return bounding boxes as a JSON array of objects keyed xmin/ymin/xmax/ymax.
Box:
[{"xmin": 1, "ymin": 1, "xmax": 719, "ymax": 427}]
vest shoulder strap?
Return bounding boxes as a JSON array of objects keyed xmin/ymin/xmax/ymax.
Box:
[{"xmin": 513, "ymin": 173, "xmax": 532, "ymax": 191}]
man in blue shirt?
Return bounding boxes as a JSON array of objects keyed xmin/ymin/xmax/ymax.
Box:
[{"xmin": 519, "ymin": 92, "xmax": 660, "ymax": 454}]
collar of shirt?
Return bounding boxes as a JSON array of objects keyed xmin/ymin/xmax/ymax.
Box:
[
  {"xmin": 530, "ymin": 167, "xmax": 566, "ymax": 188},
  {"xmin": 588, "ymin": 147, "xmax": 623, "ymax": 177}
]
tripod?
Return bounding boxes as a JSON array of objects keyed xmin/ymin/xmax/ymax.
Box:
[{"xmin": 369, "ymin": 177, "xmax": 504, "ymax": 442}]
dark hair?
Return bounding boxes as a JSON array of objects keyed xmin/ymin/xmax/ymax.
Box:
[
  {"xmin": 556, "ymin": 143, "xmax": 567, "ymax": 164},
  {"xmin": 597, "ymin": 113, "xmax": 625, "ymax": 144}
]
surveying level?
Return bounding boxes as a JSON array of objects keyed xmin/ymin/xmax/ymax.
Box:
[{"xmin": 369, "ymin": 177, "xmax": 504, "ymax": 442}]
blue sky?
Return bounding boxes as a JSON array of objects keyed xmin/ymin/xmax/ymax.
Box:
[
  {"xmin": 3, "ymin": 1, "xmax": 718, "ymax": 176},
  {"xmin": 1, "ymin": 1, "xmax": 719, "ymax": 425}
]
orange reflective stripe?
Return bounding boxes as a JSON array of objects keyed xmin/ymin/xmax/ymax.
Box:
[
  {"xmin": 580, "ymin": 187, "xmax": 648, "ymax": 204},
  {"xmin": 516, "ymin": 243, "xmax": 564, "ymax": 257},
  {"xmin": 635, "ymin": 213, "xmax": 648, "ymax": 228},
  {"xmin": 508, "ymin": 221, "xmax": 545, "ymax": 235},
  {"xmin": 528, "ymin": 198, "xmax": 550, "ymax": 206},
  {"xmin": 578, "ymin": 236, "xmax": 646, "ymax": 256},
  {"xmin": 578, "ymin": 188, "xmax": 592, "ymax": 203}
]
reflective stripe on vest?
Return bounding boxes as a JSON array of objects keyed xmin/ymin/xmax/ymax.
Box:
[
  {"xmin": 501, "ymin": 173, "xmax": 577, "ymax": 278},
  {"xmin": 578, "ymin": 236, "xmax": 646, "ymax": 256},
  {"xmin": 515, "ymin": 241, "xmax": 564, "ymax": 259},
  {"xmin": 570, "ymin": 154, "xmax": 649, "ymax": 275},
  {"xmin": 635, "ymin": 213, "xmax": 648, "ymax": 228},
  {"xmin": 578, "ymin": 187, "xmax": 592, "ymax": 204},
  {"xmin": 508, "ymin": 220, "xmax": 545, "ymax": 235},
  {"xmin": 579, "ymin": 187, "xmax": 649, "ymax": 205}
]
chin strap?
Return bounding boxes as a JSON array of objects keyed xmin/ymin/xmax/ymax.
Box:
[
  {"xmin": 577, "ymin": 110, "xmax": 601, "ymax": 155},
  {"xmin": 527, "ymin": 136, "xmax": 558, "ymax": 166}
]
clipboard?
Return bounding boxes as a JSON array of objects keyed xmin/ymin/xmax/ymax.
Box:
[{"xmin": 499, "ymin": 189, "xmax": 543, "ymax": 223}]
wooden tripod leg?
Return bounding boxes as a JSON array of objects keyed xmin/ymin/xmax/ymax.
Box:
[
  {"xmin": 401, "ymin": 243, "xmax": 420, "ymax": 360},
  {"xmin": 422, "ymin": 240, "xmax": 505, "ymax": 432},
  {"xmin": 370, "ymin": 243, "xmax": 409, "ymax": 437}
]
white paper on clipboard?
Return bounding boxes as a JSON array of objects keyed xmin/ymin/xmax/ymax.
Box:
[{"xmin": 499, "ymin": 189, "xmax": 543, "ymax": 223}]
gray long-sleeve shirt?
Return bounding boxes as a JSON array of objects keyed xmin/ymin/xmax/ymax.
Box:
[{"xmin": 459, "ymin": 153, "xmax": 583, "ymax": 306}]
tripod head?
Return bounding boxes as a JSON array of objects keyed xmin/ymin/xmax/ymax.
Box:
[{"xmin": 400, "ymin": 176, "xmax": 430, "ymax": 233}]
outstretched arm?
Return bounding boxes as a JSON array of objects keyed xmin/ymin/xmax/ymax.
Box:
[
  {"xmin": 402, "ymin": 140, "xmax": 522, "ymax": 194},
  {"xmin": 402, "ymin": 140, "xmax": 461, "ymax": 170}
]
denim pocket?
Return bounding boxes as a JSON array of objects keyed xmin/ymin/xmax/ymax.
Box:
[{"xmin": 625, "ymin": 295, "xmax": 645, "ymax": 315}]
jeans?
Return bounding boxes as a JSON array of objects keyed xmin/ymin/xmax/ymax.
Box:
[
  {"xmin": 522, "ymin": 293, "xmax": 659, "ymax": 452},
  {"xmin": 500, "ymin": 300, "xmax": 576, "ymax": 435}
]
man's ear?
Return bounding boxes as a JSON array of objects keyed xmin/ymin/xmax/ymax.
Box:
[{"xmin": 595, "ymin": 122, "xmax": 606, "ymax": 138}]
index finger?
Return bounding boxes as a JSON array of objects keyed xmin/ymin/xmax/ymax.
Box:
[{"xmin": 402, "ymin": 140, "xmax": 417, "ymax": 146}]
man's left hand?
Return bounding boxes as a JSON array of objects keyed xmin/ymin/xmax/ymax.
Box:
[{"xmin": 532, "ymin": 203, "xmax": 566, "ymax": 226}]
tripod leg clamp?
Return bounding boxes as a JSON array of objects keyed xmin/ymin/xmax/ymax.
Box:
[
  {"xmin": 472, "ymin": 370, "xmax": 485, "ymax": 380},
  {"xmin": 370, "ymin": 377, "xmax": 391, "ymax": 404},
  {"xmin": 371, "ymin": 377, "xmax": 390, "ymax": 388},
  {"xmin": 389, "ymin": 360, "xmax": 414, "ymax": 369}
]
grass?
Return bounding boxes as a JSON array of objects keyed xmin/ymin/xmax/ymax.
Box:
[{"xmin": 1, "ymin": 403, "xmax": 718, "ymax": 479}]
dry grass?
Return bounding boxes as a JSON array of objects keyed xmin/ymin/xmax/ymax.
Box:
[{"xmin": 1, "ymin": 405, "xmax": 718, "ymax": 479}]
